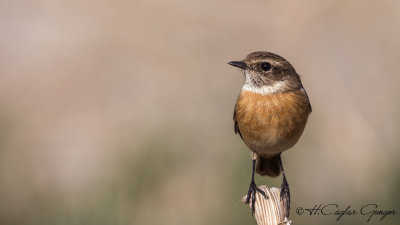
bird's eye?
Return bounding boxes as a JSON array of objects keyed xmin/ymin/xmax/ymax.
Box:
[{"xmin": 261, "ymin": 62, "xmax": 272, "ymax": 71}]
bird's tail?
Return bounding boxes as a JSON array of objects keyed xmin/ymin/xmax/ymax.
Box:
[{"xmin": 256, "ymin": 155, "xmax": 281, "ymax": 177}]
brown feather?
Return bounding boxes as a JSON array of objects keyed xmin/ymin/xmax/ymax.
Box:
[{"xmin": 234, "ymin": 89, "xmax": 311, "ymax": 158}]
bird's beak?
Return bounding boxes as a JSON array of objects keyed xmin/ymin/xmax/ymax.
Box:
[{"xmin": 228, "ymin": 61, "xmax": 247, "ymax": 70}]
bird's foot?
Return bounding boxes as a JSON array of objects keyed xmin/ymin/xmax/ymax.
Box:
[
  {"xmin": 280, "ymin": 178, "xmax": 290, "ymax": 217},
  {"xmin": 245, "ymin": 181, "xmax": 267, "ymax": 215}
]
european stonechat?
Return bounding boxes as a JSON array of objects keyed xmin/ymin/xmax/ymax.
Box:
[{"xmin": 228, "ymin": 51, "xmax": 311, "ymax": 216}]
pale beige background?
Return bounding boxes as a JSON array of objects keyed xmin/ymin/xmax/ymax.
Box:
[{"xmin": 0, "ymin": 0, "xmax": 399, "ymax": 225}]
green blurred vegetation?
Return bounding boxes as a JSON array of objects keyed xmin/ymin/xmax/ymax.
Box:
[{"xmin": 1, "ymin": 0, "xmax": 400, "ymax": 225}]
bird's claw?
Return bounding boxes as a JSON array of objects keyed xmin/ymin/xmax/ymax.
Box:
[
  {"xmin": 245, "ymin": 181, "xmax": 267, "ymax": 215},
  {"xmin": 280, "ymin": 179, "xmax": 290, "ymax": 217}
]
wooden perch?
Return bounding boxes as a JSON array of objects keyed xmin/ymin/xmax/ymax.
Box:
[{"xmin": 242, "ymin": 185, "xmax": 291, "ymax": 225}]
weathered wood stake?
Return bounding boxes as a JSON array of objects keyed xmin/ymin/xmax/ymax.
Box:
[{"xmin": 242, "ymin": 185, "xmax": 292, "ymax": 225}]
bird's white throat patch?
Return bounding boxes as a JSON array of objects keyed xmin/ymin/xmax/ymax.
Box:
[{"xmin": 242, "ymin": 74, "xmax": 288, "ymax": 95}]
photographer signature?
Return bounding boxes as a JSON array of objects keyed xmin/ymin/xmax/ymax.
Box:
[{"xmin": 296, "ymin": 204, "xmax": 397, "ymax": 222}]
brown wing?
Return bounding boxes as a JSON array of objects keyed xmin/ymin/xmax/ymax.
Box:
[
  {"xmin": 233, "ymin": 105, "xmax": 243, "ymax": 140},
  {"xmin": 301, "ymin": 88, "xmax": 312, "ymax": 112}
]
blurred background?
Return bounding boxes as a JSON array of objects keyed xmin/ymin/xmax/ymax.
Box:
[{"xmin": 1, "ymin": 0, "xmax": 399, "ymax": 224}]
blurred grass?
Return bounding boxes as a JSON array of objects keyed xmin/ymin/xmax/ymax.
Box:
[{"xmin": 1, "ymin": 0, "xmax": 400, "ymax": 225}]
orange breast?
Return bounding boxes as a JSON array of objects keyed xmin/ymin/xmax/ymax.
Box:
[{"xmin": 234, "ymin": 89, "xmax": 311, "ymax": 156}]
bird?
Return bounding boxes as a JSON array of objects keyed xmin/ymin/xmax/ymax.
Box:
[{"xmin": 228, "ymin": 51, "xmax": 311, "ymax": 217}]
